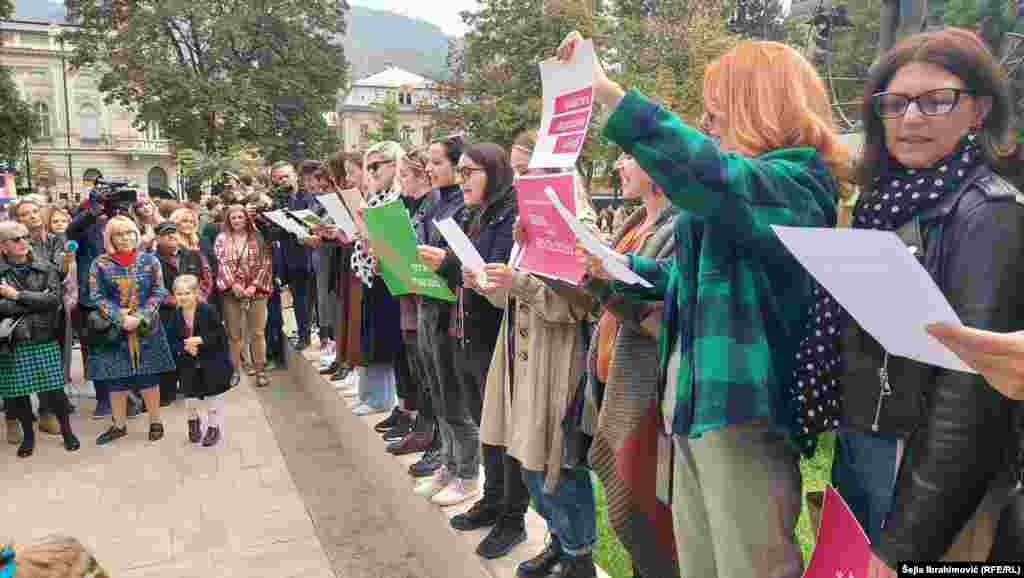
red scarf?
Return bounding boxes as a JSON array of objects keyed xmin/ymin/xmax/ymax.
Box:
[{"xmin": 111, "ymin": 249, "xmax": 137, "ymax": 267}]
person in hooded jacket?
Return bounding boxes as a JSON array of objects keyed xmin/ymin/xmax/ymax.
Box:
[{"xmin": 442, "ymin": 144, "xmax": 527, "ymax": 556}]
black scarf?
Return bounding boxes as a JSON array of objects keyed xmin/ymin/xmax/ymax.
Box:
[{"xmin": 792, "ymin": 135, "xmax": 983, "ymax": 446}]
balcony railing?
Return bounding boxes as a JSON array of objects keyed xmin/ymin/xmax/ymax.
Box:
[{"xmin": 116, "ymin": 138, "xmax": 174, "ymax": 155}]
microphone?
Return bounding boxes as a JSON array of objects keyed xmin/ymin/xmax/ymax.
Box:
[{"xmin": 65, "ymin": 240, "xmax": 78, "ymax": 253}]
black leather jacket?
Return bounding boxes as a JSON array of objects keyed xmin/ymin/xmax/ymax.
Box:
[
  {"xmin": 840, "ymin": 166, "xmax": 1024, "ymax": 565},
  {"xmin": 0, "ymin": 255, "xmax": 62, "ymax": 344}
]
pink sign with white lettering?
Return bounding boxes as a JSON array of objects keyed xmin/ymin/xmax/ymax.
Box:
[
  {"xmin": 554, "ymin": 87, "xmax": 594, "ymax": 115},
  {"xmin": 514, "ymin": 174, "xmax": 585, "ymax": 285}
]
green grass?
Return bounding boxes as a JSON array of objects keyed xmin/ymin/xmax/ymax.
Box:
[{"xmin": 590, "ymin": 432, "xmax": 837, "ymax": 578}]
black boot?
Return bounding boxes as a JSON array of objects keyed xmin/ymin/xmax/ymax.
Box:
[
  {"xmin": 516, "ymin": 534, "xmax": 561, "ymax": 578},
  {"xmin": 13, "ymin": 397, "xmax": 34, "ymax": 457},
  {"xmin": 548, "ymin": 553, "xmax": 597, "ymax": 578},
  {"xmin": 450, "ymin": 499, "xmax": 501, "ymax": 531},
  {"xmin": 476, "ymin": 517, "xmax": 527, "ymax": 559},
  {"xmin": 188, "ymin": 418, "xmax": 202, "ymax": 444},
  {"xmin": 57, "ymin": 414, "xmax": 80, "ymax": 452},
  {"xmin": 96, "ymin": 424, "xmax": 127, "ymax": 446},
  {"xmin": 374, "ymin": 407, "xmax": 405, "ymax": 432}
]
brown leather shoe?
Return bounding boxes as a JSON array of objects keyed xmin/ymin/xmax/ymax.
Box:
[{"xmin": 386, "ymin": 430, "xmax": 433, "ymax": 455}]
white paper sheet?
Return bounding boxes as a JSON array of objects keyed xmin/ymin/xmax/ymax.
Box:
[
  {"xmin": 544, "ymin": 186, "xmax": 653, "ymax": 288},
  {"xmin": 264, "ymin": 210, "xmax": 309, "ymax": 239},
  {"xmin": 316, "ymin": 193, "xmax": 357, "ymax": 237},
  {"xmin": 771, "ymin": 225, "xmax": 974, "ymax": 373},
  {"xmin": 434, "ymin": 217, "xmax": 486, "ymax": 273},
  {"xmin": 530, "ymin": 40, "xmax": 596, "ymax": 170}
]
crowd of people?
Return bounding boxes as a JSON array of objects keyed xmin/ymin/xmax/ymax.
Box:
[{"xmin": 2, "ymin": 24, "xmax": 1024, "ymax": 578}]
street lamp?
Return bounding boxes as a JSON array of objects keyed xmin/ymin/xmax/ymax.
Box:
[{"xmin": 48, "ymin": 24, "xmax": 73, "ymax": 200}]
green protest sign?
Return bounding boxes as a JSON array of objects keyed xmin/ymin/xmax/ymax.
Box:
[{"xmin": 364, "ymin": 199, "xmax": 456, "ymax": 302}]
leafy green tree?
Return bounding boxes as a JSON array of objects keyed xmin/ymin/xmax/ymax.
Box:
[
  {"xmin": 62, "ymin": 0, "xmax": 349, "ymax": 161},
  {"xmin": 366, "ymin": 93, "xmax": 401, "ymax": 144},
  {"xmin": 0, "ymin": 0, "xmax": 37, "ymax": 165}
]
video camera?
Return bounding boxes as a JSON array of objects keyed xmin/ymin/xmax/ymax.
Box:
[{"xmin": 90, "ymin": 178, "xmax": 138, "ymax": 217}]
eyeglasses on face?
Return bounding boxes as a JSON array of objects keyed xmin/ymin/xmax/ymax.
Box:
[
  {"xmin": 872, "ymin": 88, "xmax": 975, "ymax": 119},
  {"xmin": 458, "ymin": 166, "xmax": 484, "ymax": 180},
  {"xmin": 7, "ymin": 235, "xmax": 29, "ymax": 243},
  {"xmin": 367, "ymin": 160, "xmax": 395, "ymax": 174}
]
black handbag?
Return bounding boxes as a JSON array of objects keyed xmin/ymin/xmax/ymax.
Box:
[{"xmin": 85, "ymin": 310, "xmax": 120, "ymax": 348}]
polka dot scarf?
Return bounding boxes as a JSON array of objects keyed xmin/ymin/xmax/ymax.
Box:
[
  {"xmin": 351, "ymin": 189, "xmax": 402, "ymax": 288},
  {"xmin": 792, "ymin": 135, "xmax": 982, "ymax": 447}
]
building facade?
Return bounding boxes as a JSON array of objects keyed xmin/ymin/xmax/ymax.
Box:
[
  {"xmin": 337, "ymin": 66, "xmax": 439, "ymax": 153},
  {"xmin": 1, "ymin": 19, "xmax": 177, "ymax": 202}
]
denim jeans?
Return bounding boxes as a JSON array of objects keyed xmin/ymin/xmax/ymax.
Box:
[
  {"xmin": 831, "ymin": 429, "xmax": 899, "ymax": 545},
  {"xmin": 522, "ymin": 467, "xmax": 597, "ymax": 556},
  {"xmin": 266, "ymin": 284, "xmax": 286, "ymax": 365},
  {"xmin": 286, "ymin": 270, "xmax": 315, "ymax": 343},
  {"xmin": 362, "ymin": 363, "xmax": 396, "ymax": 410}
]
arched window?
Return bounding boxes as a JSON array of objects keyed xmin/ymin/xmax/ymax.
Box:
[
  {"xmin": 145, "ymin": 122, "xmax": 161, "ymax": 141},
  {"xmin": 34, "ymin": 102, "xmax": 50, "ymax": 139},
  {"xmin": 147, "ymin": 166, "xmax": 168, "ymax": 192},
  {"xmin": 79, "ymin": 105, "xmax": 99, "ymax": 144},
  {"xmin": 82, "ymin": 168, "xmax": 102, "ymax": 186}
]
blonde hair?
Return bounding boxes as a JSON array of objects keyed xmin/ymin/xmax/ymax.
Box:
[
  {"xmin": 103, "ymin": 216, "xmax": 140, "ymax": 254},
  {"xmin": 173, "ymin": 273, "xmax": 199, "ymax": 293},
  {"xmin": 169, "ymin": 207, "xmax": 199, "ymax": 250},
  {"xmin": 703, "ymin": 41, "xmax": 850, "ymax": 183},
  {"xmin": 0, "ymin": 220, "xmax": 28, "ymax": 242}
]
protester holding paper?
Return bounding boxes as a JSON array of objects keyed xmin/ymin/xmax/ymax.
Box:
[
  {"xmin": 478, "ymin": 197, "xmax": 600, "ymax": 577},
  {"xmin": 579, "ymin": 152, "xmax": 681, "ymax": 578},
  {"xmin": 409, "ymin": 134, "xmax": 473, "ymax": 487},
  {"xmin": 819, "ymin": 29, "xmax": 1024, "ymax": 571},
  {"xmin": 379, "ymin": 147, "xmax": 440, "ymax": 456},
  {"xmin": 557, "ymin": 31, "xmax": 850, "ymax": 578},
  {"xmin": 349, "ymin": 142, "xmax": 403, "ymax": 417},
  {"xmin": 431, "ymin": 143, "xmax": 527, "ymax": 554}
]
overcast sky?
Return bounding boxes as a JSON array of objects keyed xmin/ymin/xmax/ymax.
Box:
[{"xmin": 350, "ymin": 0, "xmax": 478, "ymax": 37}]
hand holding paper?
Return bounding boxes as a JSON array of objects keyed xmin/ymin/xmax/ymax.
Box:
[
  {"xmin": 771, "ymin": 225, "xmax": 975, "ymax": 373},
  {"xmin": 545, "ymin": 186, "xmax": 651, "ymax": 288},
  {"xmin": 316, "ymin": 193, "xmax": 357, "ymax": 238}
]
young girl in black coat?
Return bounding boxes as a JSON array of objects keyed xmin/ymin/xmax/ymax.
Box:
[{"xmin": 173, "ymin": 274, "xmax": 233, "ymax": 447}]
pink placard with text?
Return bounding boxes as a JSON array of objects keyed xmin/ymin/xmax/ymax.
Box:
[
  {"xmin": 802, "ymin": 486, "xmax": 872, "ymax": 578},
  {"xmin": 553, "ymin": 134, "xmax": 585, "ymax": 155},
  {"xmin": 548, "ymin": 110, "xmax": 591, "ymax": 136},
  {"xmin": 514, "ymin": 174, "xmax": 585, "ymax": 285},
  {"xmin": 554, "ymin": 87, "xmax": 594, "ymax": 115}
]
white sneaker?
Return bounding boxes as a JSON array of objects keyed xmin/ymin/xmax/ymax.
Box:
[
  {"xmin": 352, "ymin": 403, "xmax": 387, "ymax": 416},
  {"xmin": 414, "ymin": 466, "xmax": 450, "ymax": 498},
  {"xmin": 430, "ymin": 477, "xmax": 481, "ymax": 506}
]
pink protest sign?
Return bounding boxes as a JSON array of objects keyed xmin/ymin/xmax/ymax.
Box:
[
  {"xmin": 549, "ymin": 110, "xmax": 591, "ymax": 136},
  {"xmin": 553, "ymin": 134, "xmax": 585, "ymax": 155},
  {"xmin": 802, "ymin": 486, "xmax": 872, "ymax": 578},
  {"xmin": 514, "ymin": 173, "xmax": 585, "ymax": 285},
  {"xmin": 530, "ymin": 40, "xmax": 596, "ymax": 170},
  {"xmin": 554, "ymin": 87, "xmax": 594, "ymax": 115}
]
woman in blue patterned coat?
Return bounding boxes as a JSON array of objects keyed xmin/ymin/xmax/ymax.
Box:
[{"xmin": 88, "ymin": 216, "xmax": 175, "ymax": 445}]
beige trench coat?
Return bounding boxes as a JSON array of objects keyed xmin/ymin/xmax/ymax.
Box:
[{"xmin": 479, "ymin": 270, "xmax": 594, "ymax": 493}]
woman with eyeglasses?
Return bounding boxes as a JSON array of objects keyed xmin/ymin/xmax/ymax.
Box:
[
  {"xmin": 0, "ymin": 221, "xmax": 80, "ymax": 458},
  {"xmin": 824, "ymin": 29, "xmax": 1024, "ymax": 574}
]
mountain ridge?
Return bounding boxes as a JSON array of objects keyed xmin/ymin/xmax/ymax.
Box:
[{"xmin": 10, "ymin": 1, "xmax": 452, "ymax": 80}]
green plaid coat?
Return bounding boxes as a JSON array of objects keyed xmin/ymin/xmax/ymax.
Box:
[{"xmin": 605, "ymin": 89, "xmax": 839, "ymax": 438}]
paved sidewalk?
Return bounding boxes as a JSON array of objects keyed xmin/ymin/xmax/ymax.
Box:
[{"xmin": 0, "ymin": 377, "xmax": 335, "ymax": 578}]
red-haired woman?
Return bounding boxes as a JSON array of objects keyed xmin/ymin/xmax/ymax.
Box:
[
  {"xmin": 560, "ymin": 31, "xmax": 849, "ymax": 578},
  {"xmin": 215, "ymin": 204, "xmax": 273, "ymax": 387}
]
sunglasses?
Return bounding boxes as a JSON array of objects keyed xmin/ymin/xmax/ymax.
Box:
[{"xmin": 367, "ymin": 160, "xmax": 395, "ymax": 174}]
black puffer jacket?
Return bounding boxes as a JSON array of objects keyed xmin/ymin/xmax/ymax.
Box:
[
  {"xmin": 0, "ymin": 255, "xmax": 63, "ymax": 344},
  {"xmin": 840, "ymin": 166, "xmax": 1024, "ymax": 564}
]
